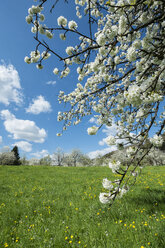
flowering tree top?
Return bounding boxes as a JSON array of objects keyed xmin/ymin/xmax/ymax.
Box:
[{"xmin": 25, "ymin": 0, "xmax": 165, "ymax": 206}]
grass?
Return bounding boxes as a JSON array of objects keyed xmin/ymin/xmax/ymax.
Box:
[{"xmin": 0, "ymin": 165, "xmax": 165, "ymax": 248}]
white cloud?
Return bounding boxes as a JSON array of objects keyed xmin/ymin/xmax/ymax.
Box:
[
  {"xmin": 26, "ymin": 95, "xmax": 52, "ymax": 114},
  {"xmin": 0, "ymin": 136, "xmax": 2, "ymax": 143},
  {"xmin": 102, "ymin": 123, "xmax": 117, "ymax": 136},
  {"xmin": 0, "ymin": 146, "xmax": 10, "ymax": 153},
  {"xmin": 31, "ymin": 149, "xmax": 49, "ymax": 158},
  {"xmin": 46, "ymin": 80, "xmax": 56, "ymax": 85},
  {"xmin": 88, "ymin": 147, "xmax": 117, "ymax": 159},
  {"xmin": 89, "ymin": 117, "xmax": 96, "ymax": 123},
  {"xmin": 88, "ymin": 117, "xmax": 100, "ymax": 125},
  {"xmin": 1, "ymin": 109, "xmax": 47, "ymax": 143},
  {"xmin": 98, "ymin": 122, "xmax": 118, "ymax": 146},
  {"xmin": 87, "ymin": 122, "xmax": 120, "ymax": 159},
  {"xmin": 12, "ymin": 141, "xmax": 32, "ymax": 152},
  {"xmin": 0, "ymin": 63, "xmax": 23, "ymax": 105}
]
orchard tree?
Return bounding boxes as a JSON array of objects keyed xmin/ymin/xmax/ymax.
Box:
[
  {"xmin": 39, "ymin": 155, "xmax": 52, "ymax": 166},
  {"xmin": 25, "ymin": 0, "xmax": 165, "ymax": 206},
  {"xmin": 51, "ymin": 147, "xmax": 65, "ymax": 166},
  {"xmin": 0, "ymin": 152, "xmax": 16, "ymax": 165},
  {"xmin": 63, "ymin": 154, "xmax": 73, "ymax": 167},
  {"xmin": 70, "ymin": 149, "xmax": 82, "ymax": 167}
]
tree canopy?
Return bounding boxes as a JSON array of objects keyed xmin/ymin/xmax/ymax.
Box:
[{"xmin": 25, "ymin": 0, "xmax": 165, "ymax": 205}]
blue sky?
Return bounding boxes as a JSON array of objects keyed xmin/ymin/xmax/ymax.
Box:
[{"xmin": 0, "ymin": 0, "xmax": 117, "ymax": 159}]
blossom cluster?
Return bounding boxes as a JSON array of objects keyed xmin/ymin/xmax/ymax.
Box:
[
  {"xmin": 26, "ymin": 0, "xmax": 165, "ymax": 206},
  {"xmin": 150, "ymin": 135, "xmax": 164, "ymax": 148}
]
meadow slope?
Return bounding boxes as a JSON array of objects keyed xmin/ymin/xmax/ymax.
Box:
[{"xmin": 0, "ymin": 166, "xmax": 165, "ymax": 248}]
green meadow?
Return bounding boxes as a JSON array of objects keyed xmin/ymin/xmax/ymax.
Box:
[{"xmin": 0, "ymin": 166, "xmax": 165, "ymax": 248}]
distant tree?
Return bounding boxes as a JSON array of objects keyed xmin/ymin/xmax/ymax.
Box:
[
  {"xmin": 20, "ymin": 155, "xmax": 30, "ymax": 165},
  {"xmin": 28, "ymin": 158, "xmax": 40, "ymax": 166},
  {"xmin": 11, "ymin": 146, "xmax": 21, "ymax": 165},
  {"xmin": 79, "ymin": 154, "xmax": 92, "ymax": 167},
  {"xmin": 39, "ymin": 155, "xmax": 52, "ymax": 166},
  {"xmin": 63, "ymin": 154, "xmax": 73, "ymax": 167},
  {"xmin": 70, "ymin": 149, "xmax": 82, "ymax": 167},
  {"xmin": 93, "ymin": 155, "xmax": 109, "ymax": 167},
  {"xmin": 52, "ymin": 148, "xmax": 65, "ymax": 166},
  {"xmin": 146, "ymin": 148, "xmax": 165, "ymax": 166},
  {"xmin": 0, "ymin": 152, "xmax": 16, "ymax": 165}
]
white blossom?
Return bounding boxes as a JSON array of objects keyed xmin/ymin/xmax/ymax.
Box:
[
  {"xmin": 105, "ymin": 135, "xmax": 116, "ymax": 146},
  {"xmin": 136, "ymin": 109, "xmax": 144, "ymax": 119},
  {"xmin": 60, "ymin": 33, "xmax": 66, "ymax": 40},
  {"xmin": 56, "ymin": 133, "xmax": 62, "ymax": 137},
  {"xmin": 109, "ymin": 161, "xmax": 121, "ymax": 173},
  {"xmin": 36, "ymin": 64, "xmax": 43, "ymax": 69},
  {"xmin": 24, "ymin": 56, "xmax": 31, "ymax": 64},
  {"xmin": 28, "ymin": 5, "xmax": 43, "ymax": 15},
  {"xmin": 53, "ymin": 68, "xmax": 59, "ymax": 75},
  {"xmin": 45, "ymin": 30, "xmax": 53, "ymax": 39},
  {"xmin": 30, "ymin": 50, "xmax": 40, "ymax": 63},
  {"xmin": 68, "ymin": 20, "xmax": 78, "ymax": 30},
  {"xmin": 61, "ymin": 67, "xmax": 70, "ymax": 77},
  {"xmin": 99, "ymin": 193, "xmax": 111, "ymax": 204},
  {"xmin": 127, "ymin": 46, "xmax": 136, "ymax": 62},
  {"xmin": 118, "ymin": 186, "xmax": 129, "ymax": 198},
  {"xmin": 66, "ymin": 46, "xmax": 75, "ymax": 56},
  {"xmin": 38, "ymin": 25, "xmax": 45, "ymax": 34},
  {"xmin": 96, "ymin": 33, "xmax": 106, "ymax": 46},
  {"xmin": 26, "ymin": 15, "xmax": 33, "ymax": 24},
  {"xmin": 57, "ymin": 16, "xmax": 67, "ymax": 26},
  {"xmin": 150, "ymin": 135, "xmax": 163, "ymax": 148},
  {"xmin": 118, "ymin": 15, "xmax": 127, "ymax": 35},
  {"xmin": 39, "ymin": 14, "xmax": 45, "ymax": 22},
  {"xmin": 31, "ymin": 26, "xmax": 37, "ymax": 33},
  {"xmin": 87, "ymin": 126, "xmax": 98, "ymax": 135},
  {"xmin": 41, "ymin": 51, "xmax": 51, "ymax": 59},
  {"xmin": 102, "ymin": 178, "xmax": 113, "ymax": 190}
]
